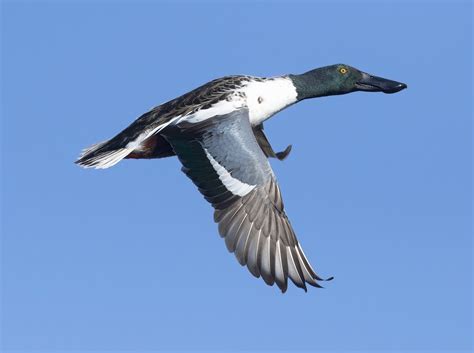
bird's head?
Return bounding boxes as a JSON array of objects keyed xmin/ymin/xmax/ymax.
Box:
[{"xmin": 289, "ymin": 64, "xmax": 407, "ymax": 100}]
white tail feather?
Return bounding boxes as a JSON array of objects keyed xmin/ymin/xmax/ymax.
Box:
[
  {"xmin": 78, "ymin": 141, "xmax": 107, "ymax": 160},
  {"xmin": 76, "ymin": 147, "xmax": 133, "ymax": 169},
  {"xmin": 76, "ymin": 117, "xmax": 180, "ymax": 169}
]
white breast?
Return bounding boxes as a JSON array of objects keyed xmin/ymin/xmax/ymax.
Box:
[{"xmin": 241, "ymin": 77, "xmax": 298, "ymax": 126}]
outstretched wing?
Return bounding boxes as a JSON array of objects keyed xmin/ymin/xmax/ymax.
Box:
[{"xmin": 162, "ymin": 108, "xmax": 328, "ymax": 292}]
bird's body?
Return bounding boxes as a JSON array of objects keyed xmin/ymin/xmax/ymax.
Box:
[
  {"xmin": 78, "ymin": 75, "xmax": 298, "ymax": 168},
  {"xmin": 76, "ymin": 64, "xmax": 406, "ymax": 292}
]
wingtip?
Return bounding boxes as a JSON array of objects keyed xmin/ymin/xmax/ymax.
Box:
[
  {"xmin": 313, "ymin": 276, "xmax": 334, "ymax": 290},
  {"xmin": 309, "ymin": 275, "xmax": 333, "ymax": 290}
]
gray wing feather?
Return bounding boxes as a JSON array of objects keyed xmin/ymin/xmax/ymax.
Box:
[{"xmin": 163, "ymin": 108, "xmax": 327, "ymax": 292}]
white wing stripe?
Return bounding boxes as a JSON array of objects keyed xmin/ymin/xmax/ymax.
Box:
[{"xmin": 204, "ymin": 148, "xmax": 256, "ymax": 197}]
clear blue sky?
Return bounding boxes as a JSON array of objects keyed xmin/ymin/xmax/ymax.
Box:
[{"xmin": 1, "ymin": 1, "xmax": 472, "ymax": 352}]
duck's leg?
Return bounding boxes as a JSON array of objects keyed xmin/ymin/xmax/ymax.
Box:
[{"xmin": 252, "ymin": 124, "xmax": 292, "ymax": 161}]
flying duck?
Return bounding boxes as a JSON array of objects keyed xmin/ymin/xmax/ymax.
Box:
[{"xmin": 76, "ymin": 64, "xmax": 406, "ymax": 292}]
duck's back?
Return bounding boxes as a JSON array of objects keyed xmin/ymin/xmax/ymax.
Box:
[{"xmin": 75, "ymin": 75, "xmax": 253, "ymax": 169}]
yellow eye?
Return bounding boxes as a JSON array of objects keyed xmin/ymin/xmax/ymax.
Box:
[{"xmin": 339, "ymin": 67, "xmax": 348, "ymax": 74}]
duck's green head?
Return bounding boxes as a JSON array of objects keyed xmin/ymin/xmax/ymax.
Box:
[{"xmin": 289, "ymin": 64, "xmax": 407, "ymax": 100}]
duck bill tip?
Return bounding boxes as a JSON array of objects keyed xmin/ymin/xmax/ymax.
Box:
[{"xmin": 356, "ymin": 72, "xmax": 407, "ymax": 94}]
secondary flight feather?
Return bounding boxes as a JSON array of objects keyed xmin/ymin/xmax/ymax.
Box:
[{"xmin": 76, "ymin": 64, "xmax": 406, "ymax": 292}]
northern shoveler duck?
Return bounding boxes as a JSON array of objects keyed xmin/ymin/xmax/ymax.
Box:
[{"xmin": 76, "ymin": 64, "xmax": 406, "ymax": 292}]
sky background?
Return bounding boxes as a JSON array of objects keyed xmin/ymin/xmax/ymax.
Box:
[{"xmin": 1, "ymin": 1, "xmax": 472, "ymax": 352}]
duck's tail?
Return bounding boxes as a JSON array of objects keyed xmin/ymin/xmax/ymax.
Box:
[
  {"xmin": 75, "ymin": 139, "xmax": 134, "ymax": 169},
  {"xmin": 75, "ymin": 113, "xmax": 180, "ymax": 169}
]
